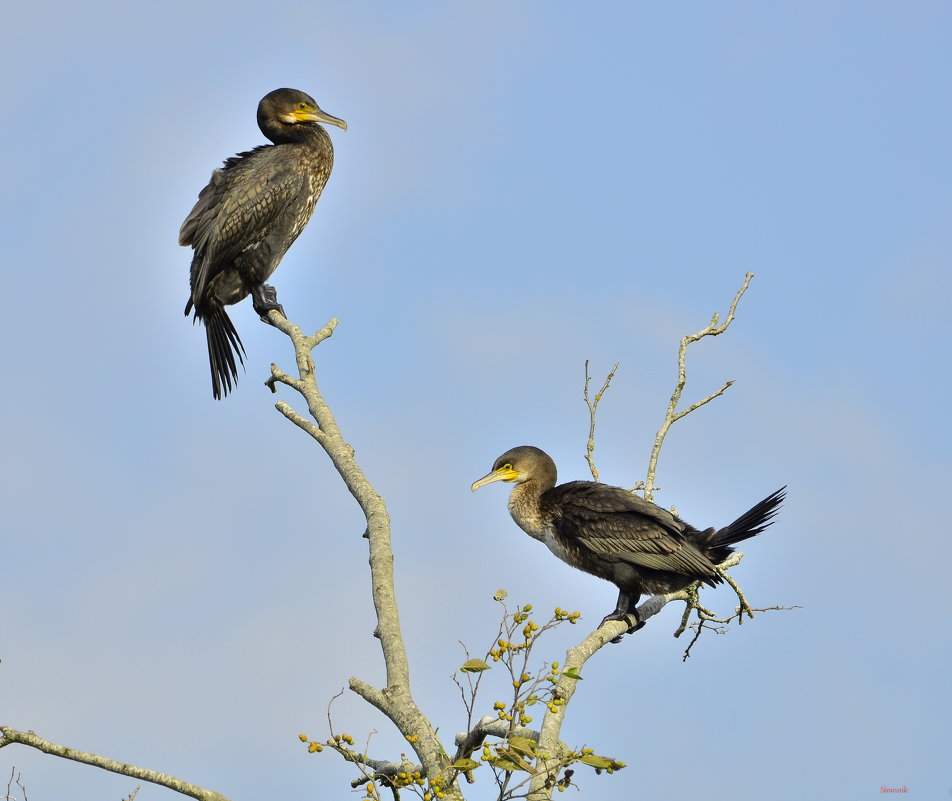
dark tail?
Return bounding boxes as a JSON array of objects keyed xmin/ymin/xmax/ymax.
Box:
[
  {"xmin": 705, "ymin": 487, "xmax": 786, "ymax": 563},
  {"xmin": 189, "ymin": 301, "xmax": 246, "ymax": 399}
]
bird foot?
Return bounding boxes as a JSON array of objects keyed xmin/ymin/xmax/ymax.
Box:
[
  {"xmin": 599, "ymin": 611, "xmax": 643, "ymax": 643},
  {"xmin": 252, "ymin": 284, "xmax": 286, "ymax": 324}
]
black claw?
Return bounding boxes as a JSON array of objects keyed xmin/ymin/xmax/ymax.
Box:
[
  {"xmin": 598, "ymin": 588, "xmax": 644, "ymax": 641},
  {"xmin": 600, "ymin": 611, "xmax": 643, "ymax": 643},
  {"xmin": 251, "ymin": 284, "xmax": 286, "ymax": 323}
]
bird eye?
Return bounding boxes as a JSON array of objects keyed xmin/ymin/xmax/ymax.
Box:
[
  {"xmin": 502, "ymin": 463, "xmax": 512, "ymax": 471},
  {"xmin": 298, "ymin": 102, "xmax": 308, "ymax": 110}
]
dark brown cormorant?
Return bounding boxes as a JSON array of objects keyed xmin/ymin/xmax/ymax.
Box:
[
  {"xmin": 179, "ymin": 88, "xmax": 346, "ymax": 399},
  {"xmin": 472, "ymin": 446, "xmax": 784, "ymax": 635}
]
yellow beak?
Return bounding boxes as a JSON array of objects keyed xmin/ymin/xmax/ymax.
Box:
[
  {"xmin": 471, "ymin": 467, "xmax": 520, "ymax": 492},
  {"xmin": 294, "ymin": 107, "xmax": 348, "ymax": 131}
]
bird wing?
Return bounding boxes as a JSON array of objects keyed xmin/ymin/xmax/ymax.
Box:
[
  {"xmin": 550, "ymin": 482, "xmax": 717, "ymax": 577},
  {"xmin": 180, "ymin": 147, "xmax": 306, "ymax": 303}
]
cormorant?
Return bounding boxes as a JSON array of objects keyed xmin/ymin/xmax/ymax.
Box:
[
  {"xmin": 179, "ymin": 88, "xmax": 346, "ymax": 399},
  {"xmin": 472, "ymin": 446, "xmax": 784, "ymax": 635}
]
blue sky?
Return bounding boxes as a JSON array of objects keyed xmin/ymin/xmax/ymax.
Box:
[{"xmin": 2, "ymin": 2, "xmax": 949, "ymax": 799}]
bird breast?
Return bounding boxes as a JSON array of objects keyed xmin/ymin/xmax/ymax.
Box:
[{"xmin": 507, "ymin": 485, "xmax": 549, "ymax": 540}]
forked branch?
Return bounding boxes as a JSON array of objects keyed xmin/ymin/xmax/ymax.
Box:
[
  {"xmin": 524, "ymin": 273, "xmax": 784, "ymax": 798},
  {"xmin": 643, "ymin": 272, "xmax": 753, "ymax": 501},
  {"xmin": 583, "ymin": 360, "xmax": 619, "ymax": 481},
  {"xmin": 266, "ymin": 310, "xmax": 463, "ymax": 800}
]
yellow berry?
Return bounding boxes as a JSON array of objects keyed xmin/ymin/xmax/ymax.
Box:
[{"xmin": 298, "ymin": 733, "xmax": 308, "ymax": 742}]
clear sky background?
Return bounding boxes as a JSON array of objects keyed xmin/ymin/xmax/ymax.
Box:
[{"xmin": 2, "ymin": 2, "xmax": 949, "ymax": 799}]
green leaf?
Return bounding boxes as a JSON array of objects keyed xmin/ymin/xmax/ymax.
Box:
[
  {"xmin": 450, "ymin": 758, "xmax": 481, "ymax": 771},
  {"xmin": 459, "ymin": 659, "xmax": 491, "ymax": 673},
  {"xmin": 580, "ymin": 754, "xmax": 614, "ymax": 769},
  {"xmin": 491, "ymin": 750, "xmax": 536, "ymax": 773},
  {"xmin": 507, "ymin": 736, "xmax": 537, "ymax": 756},
  {"xmin": 562, "ymin": 667, "xmax": 583, "ymax": 680}
]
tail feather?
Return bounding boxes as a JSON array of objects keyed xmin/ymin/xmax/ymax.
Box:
[
  {"xmin": 194, "ymin": 303, "xmax": 246, "ymax": 399},
  {"xmin": 705, "ymin": 487, "xmax": 786, "ymax": 562}
]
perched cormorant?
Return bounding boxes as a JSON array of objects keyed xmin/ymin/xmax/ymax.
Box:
[
  {"xmin": 179, "ymin": 88, "xmax": 346, "ymax": 399},
  {"xmin": 472, "ymin": 446, "xmax": 784, "ymax": 635}
]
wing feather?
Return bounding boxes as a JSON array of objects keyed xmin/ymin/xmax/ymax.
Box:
[
  {"xmin": 180, "ymin": 147, "xmax": 306, "ymax": 303},
  {"xmin": 546, "ymin": 482, "xmax": 717, "ymax": 577}
]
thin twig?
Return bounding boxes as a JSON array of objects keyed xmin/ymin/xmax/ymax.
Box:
[
  {"xmin": 583, "ymin": 361, "xmax": 619, "ymax": 481},
  {"xmin": 681, "ymin": 604, "xmax": 801, "ymax": 662},
  {"xmin": 643, "ymin": 273, "xmax": 753, "ymax": 501},
  {"xmin": 4, "ymin": 767, "xmax": 26, "ymax": 801},
  {"xmin": 666, "ymin": 552, "xmax": 800, "ymax": 660}
]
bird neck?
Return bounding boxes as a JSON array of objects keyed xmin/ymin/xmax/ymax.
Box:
[
  {"xmin": 263, "ymin": 122, "xmax": 333, "ymax": 151},
  {"xmin": 508, "ymin": 480, "xmax": 549, "ymax": 540}
]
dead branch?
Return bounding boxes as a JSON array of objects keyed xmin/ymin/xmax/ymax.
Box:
[
  {"xmin": 0, "ymin": 728, "xmax": 230, "ymax": 801},
  {"xmin": 265, "ymin": 310, "xmax": 463, "ymax": 800},
  {"xmin": 583, "ymin": 361, "xmax": 619, "ymax": 481},
  {"xmin": 643, "ymin": 272, "xmax": 753, "ymax": 502}
]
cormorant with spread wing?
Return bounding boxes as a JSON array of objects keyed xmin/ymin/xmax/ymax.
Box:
[
  {"xmin": 180, "ymin": 88, "xmax": 346, "ymax": 399},
  {"xmin": 472, "ymin": 446, "xmax": 784, "ymax": 635}
]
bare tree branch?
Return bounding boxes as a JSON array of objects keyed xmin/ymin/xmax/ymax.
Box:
[
  {"xmin": 4, "ymin": 766, "xmax": 28, "ymax": 801},
  {"xmin": 265, "ymin": 310, "xmax": 463, "ymax": 800},
  {"xmin": 643, "ymin": 272, "xmax": 753, "ymax": 501},
  {"xmin": 0, "ymin": 728, "xmax": 230, "ymax": 801},
  {"xmin": 525, "ymin": 593, "xmax": 678, "ymax": 800},
  {"xmin": 666, "ymin": 553, "xmax": 801, "ymax": 661},
  {"xmin": 529, "ymin": 273, "xmax": 792, "ymax": 796},
  {"xmin": 583, "ymin": 361, "xmax": 619, "ymax": 481},
  {"xmin": 276, "ymin": 274, "xmax": 779, "ymax": 799}
]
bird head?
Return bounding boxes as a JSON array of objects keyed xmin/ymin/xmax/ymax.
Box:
[
  {"xmin": 258, "ymin": 88, "xmax": 348, "ymax": 134},
  {"xmin": 471, "ymin": 446, "xmax": 556, "ymax": 492}
]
